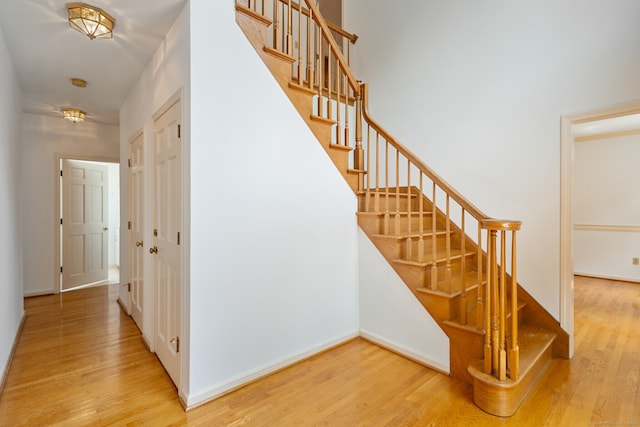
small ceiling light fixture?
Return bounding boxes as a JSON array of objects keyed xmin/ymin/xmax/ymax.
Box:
[
  {"xmin": 71, "ymin": 78, "xmax": 87, "ymax": 88},
  {"xmin": 63, "ymin": 108, "xmax": 87, "ymax": 123},
  {"xmin": 67, "ymin": 3, "xmax": 115, "ymax": 40}
]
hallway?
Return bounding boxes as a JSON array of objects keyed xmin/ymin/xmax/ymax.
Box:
[{"xmin": 1, "ymin": 277, "xmax": 639, "ymax": 425}]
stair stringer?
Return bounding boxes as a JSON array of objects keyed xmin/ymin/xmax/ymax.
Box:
[{"xmin": 236, "ymin": 7, "xmax": 358, "ymax": 192}]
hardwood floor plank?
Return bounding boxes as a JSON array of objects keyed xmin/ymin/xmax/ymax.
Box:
[{"xmin": 1, "ymin": 277, "xmax": 639, "ymax": 426}]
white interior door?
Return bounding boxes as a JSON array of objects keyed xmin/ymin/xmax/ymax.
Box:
[
  {"xmin": 61, "ymin": 159, "xmax": 109, "ymax": 291},
  {"xmin": 129, "ymin": 133, "xmax": 145, "ymax": 329},
  {"xmin": 152, "ymin": 98, "xmax": 182, "ymax": 387}
]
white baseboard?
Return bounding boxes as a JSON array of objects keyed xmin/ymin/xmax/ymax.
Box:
[
  {"xmin": 359, "ymin": 329, "xmax": 450, "ymax": 375},
  {"xmin": 1, "ymin": 311, "xmax": 26, "ymax": 394},
  {"xmin": 184, "ymin": 330, "xmax": 359, "ymax": 410},
  {"xmin": 23, "ymin": 290, "xmax": 54, "ymax": 298}
]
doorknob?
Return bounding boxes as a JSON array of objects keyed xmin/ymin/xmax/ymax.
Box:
[
  {"xmin": 103, "ymin": 227, "xmax": 109, "ymax": 231},
  {"xmin": 136, "ymin": 241, "xmax": 143, "ymax": 247},
  {"xmin": 149, "ymin": 246, "xmax": 158, "ymax": 254}
]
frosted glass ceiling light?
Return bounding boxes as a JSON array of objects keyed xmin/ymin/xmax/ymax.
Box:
[
  {"xmin": 67, "ymin": 3, "xmax": 115, "ymax": 40},
  {"xmin": 63, "ymin": 108, "xmax": 87, "ymax": 123}
]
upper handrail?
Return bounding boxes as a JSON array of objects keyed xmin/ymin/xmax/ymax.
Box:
[
  {"xmin": 359, "ymin": 82, "xmax": 489, "ymax": 222},
  {"xmin": 303, "ymin": 0, "xmax": 361, "ymax": 97},
  {"xmin": 281, "ymin": 0, "xmax": 359, "ymax": 43}
]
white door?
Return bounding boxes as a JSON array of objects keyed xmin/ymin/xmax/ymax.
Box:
[
  {"xmin": 61, "ymin": 159, "xmax": 109, "ymax": 291},
  {"xmin": 129, "ymin": 133, "xmax": 145, "ymax": 329},
  {"xmin": 152, "ymin": 98, "xmax": 182, "ymax": 387}
]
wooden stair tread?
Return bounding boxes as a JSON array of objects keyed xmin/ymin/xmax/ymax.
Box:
[
  {"xmin": 356, "ymin": 211, "xmax": 433, "ymax": 218},
  {"xmin": 288, "ymin": 81, "xmax": 317, "ymax": 97},
  {"xmin": 347, "ymin": 168, "xmax": 367, "ymax": 175},
  {"xmin": 310, "ymin": 114, "xmax": 336, "ymax": 125},
  {"xmin": 329, "ymin": 143, "xmax": 352, "ymax": 152},
  {"xmin": 235, "ymin": 3, "xmax": 272, "ymax": 26},
  {"xmin": 394, "ymin": 249, "xmax": 474, "ymax": 266},
  {"xmin": 371, "ymin": 230, "xmax": 448, "ymax": 240},
  {"xmin": 357, "ymin": 190, "xmax": 418, "ymax": 198},
  {"xmin": 263, "ymin": 46, "xmax": 296, "ymax": 63},
  {"xmin": 445, "ymin": 298, "xmax": 526, "ymax": 330},
  {"xmin": 417, "ymin": 272, "xmax": 481, "ymax": 298}
]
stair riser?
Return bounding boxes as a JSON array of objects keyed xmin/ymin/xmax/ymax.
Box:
[
  {"xmin": 400, "ymin": 235, "xmax": 457, "ymax": 260},
  {"xmin": 358, "ymin": 194, "xmax": 420, "ymax": 213},
  {"xmin": 393, "ymin": 258, "xmax": 477, "ymax": 291},
  {"xmin": 361, "ymin": 214, "xmax": 436, "ymax": 236}
]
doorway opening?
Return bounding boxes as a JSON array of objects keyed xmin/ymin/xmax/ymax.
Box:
[
  {"xmin": 57, "ymin": 156, "xmax": 120, "ymax": 293},
  {"xmin": 560, "ymin": 101, "xmax": 640, "ymax": 357}
]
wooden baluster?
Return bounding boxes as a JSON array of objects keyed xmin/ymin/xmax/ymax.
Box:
[
  {"xmin": 273, "ymin": 0, "xmax": 280, "ymax": 51},
  {"xmin": 344, "ymin": 75, "xmax": 350, "ymax": 149},
  {"xmin": 444, "ymin": 195, "xmax": 452, "ymax": 292},
  {"xmin": 335, "ymin": 58, "xmax": 342, "ymax": 146},
  {"xmin": 383, "ymin": 141, "xmax": 389, "ymax": 234},
  {"xmin": 375, "ymin": 133, "xmax": 380, "ymax": 213},
  {"xmin": 296, "ymin": 2, "xmax": 302, "ymax": 84},
  {"xmin": 477, "ymin": 223, "xmax": 484, "ymax": 329},
  {"xmin": 460, "ymin": 211, "xmax": 467, "ymax": 325},
  {"xmin": 354, "ymin": 82, "xmax": 364, "ymax": 172},
  {"xmin": 306, "ymin": 8, "xmax": 314, "ymax": 89},
  {"xmin": 316, "ymin": 28, "xmax": 323, "ymax": 117},
  {"xmin": 405, "ymin": 159, "xmax": 412, "ymax": 259},
  {"xmin": 364, "ymin": 123, "xmax": 371, "ymax": 210},
  {"xmin": 326, "ymin": 50, "xmax": 332, "ymax": 121},
  {"xmin": 498, "ymin": 230, "xmax": 507, "ymax": 381},
  {"xmin": 394, "ymin": 150, "xmax": 400, "ymax": 236},
  {"xmin": 430, "ymin": 183, "xmax": 437, "ymax": 290},
  {"xmin": 261, "ymin": 0, "xmax": 265, "ymax": 15},
  {"xmin": 484, "ymin": 228, "xmax": 494, "ymax": 375},
  {"xmin": 490, "ymin": 230, "xmax": 500, "ymax": 376},
  {"xmin": 418, "ymin": 173, "xmax": 424, "ymax": 263},
  {"xmin": 286, "ymin": 0, "xmax": 293, "ymax": 55},
  {"xmin": 509, "ymin": 229, "xmax": 519, "ymax": 380}
]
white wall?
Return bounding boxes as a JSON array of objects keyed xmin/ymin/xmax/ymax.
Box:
[
  {"xmin": 359, "ymin": 232, "xmax": 449, "ymax": 371},
  {"xmin": 0, "ymin": 24, "xmax": 24, "ymax": 384},
  {"xmin": 345, "ymin": 0, "xmax": 640, "ymax": 319},
  {"xmin": 118, "ymin": 1, "xmax": 191, "ymax": 355},
  {"xmin": 573, "ymin": 134, "xmax": 640, "ymax": 281},
  {"xmin": 187, "ymin": 0, "xmax": 359, "ymax": 407},
  {"xmin": 21, "ymin": 114, "xmax": 119, "ymax": 296}
]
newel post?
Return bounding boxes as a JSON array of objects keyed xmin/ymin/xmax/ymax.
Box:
[{"xmin": 481, "ymin": 218, "xmax": 522, "ymax": 381}]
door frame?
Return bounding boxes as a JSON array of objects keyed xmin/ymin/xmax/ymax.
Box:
[
  {"xmin": 559, "ymin": 100, "xmax": 640, "ymax": 357},
  {"xmin": 54, "ymin": 153, "xmax": 120, "ymax": 294}
]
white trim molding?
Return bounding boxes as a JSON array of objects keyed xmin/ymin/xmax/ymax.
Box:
[{"xmin": 574, "ymin": 224, "xmax": 640, "ymax": 233}]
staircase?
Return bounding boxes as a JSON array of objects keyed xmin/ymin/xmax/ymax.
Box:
[{"xmin": 235, "ymin": 0, "xmax": 569, "ymax": 417}]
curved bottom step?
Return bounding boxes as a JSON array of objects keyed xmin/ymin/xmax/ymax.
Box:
[{"xmin": 468, "ymin": 325, "xmax": 556, "ymax": 417}]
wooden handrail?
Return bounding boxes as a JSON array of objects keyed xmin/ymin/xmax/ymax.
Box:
[
  {"xmin": 280, "ymin": 0, "xmax": 359, "ymax": 43},
  {"xmin": 360, "ymin": 82, "xmax": 487, "ymax": 222},
  {"xmin": 304, "ymin": 0, "xmax": 360, "ymax": 97}
]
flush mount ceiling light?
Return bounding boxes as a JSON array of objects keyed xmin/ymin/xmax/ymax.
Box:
[
  {"xmin": 63, "ymin": 108, "xmax": 87, "ymax": 123},
  {"xmin": 71, "ymin": 78, "xmax": 87, "ymax": 88},
  {"xmin": 67, "ymin": 3, "xmax": 115, "ymax": 40}
]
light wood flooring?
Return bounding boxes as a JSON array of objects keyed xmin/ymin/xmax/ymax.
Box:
[{"xmin": 0, "ymin": 276, "xmax": 638, "ymax": 426}]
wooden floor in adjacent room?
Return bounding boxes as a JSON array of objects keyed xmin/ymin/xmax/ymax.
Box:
[{"xmin": 0, "ymin": 276, "xmax": 639, "ymax": 426}]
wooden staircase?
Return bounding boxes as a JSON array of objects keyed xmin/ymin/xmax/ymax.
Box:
[{"xmin": 235, "ymin": 0, "xmax": 569, "ymax": 417}]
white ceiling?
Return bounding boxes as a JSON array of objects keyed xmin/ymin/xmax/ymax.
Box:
[{"xmin": 0, "ymin": 0, "xmax": 187, "ymax": 125}]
